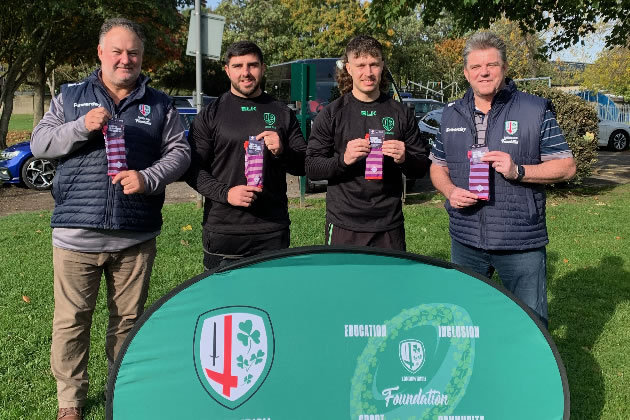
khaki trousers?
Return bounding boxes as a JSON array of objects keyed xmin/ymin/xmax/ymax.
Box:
[{"xmin": 51, "ymin": 239, "xmax": 156, "ymax": 408}]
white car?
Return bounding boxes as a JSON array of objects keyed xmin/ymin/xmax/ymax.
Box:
[{"xmin": 599, "ymin": 120, "xmax": 629, "ymax": 151}]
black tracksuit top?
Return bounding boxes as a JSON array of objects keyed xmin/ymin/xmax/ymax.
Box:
[
  {"xmin": 306, "ymin": 93, "xmax": 430, "ymax": 232},
  {"xmin": 186, "ymin": 92, "xmax": 306, "ymax": 234}
]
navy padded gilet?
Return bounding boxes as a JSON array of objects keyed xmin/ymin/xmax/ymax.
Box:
[
  {"xmin": 51, "ymin": 71, "xmax": 169, "ymax": 232},
  {"xmin": 441, "ymin": 80, "xmax": 549, "ymax": 250}
]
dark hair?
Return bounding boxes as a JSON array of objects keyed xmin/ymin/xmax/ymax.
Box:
[
  {"xmin": 224, "ymin": 40, "xmax": 264, "ymax": 64},
  {"xmin": 336, "ymin": 35, "xmax": 389, "ymax": 95},
  {"xmin": 99, "ymin": 18, "xmax": 146, "ymax": 48}
]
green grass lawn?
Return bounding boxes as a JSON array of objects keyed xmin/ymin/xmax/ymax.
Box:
[
  {"xmin": 8, "ymin": 114, "xmax": 34, "ymax": 132},
  {"xmin": 1, "ymin": 185, "xmax": 629, "ymax": 419}
]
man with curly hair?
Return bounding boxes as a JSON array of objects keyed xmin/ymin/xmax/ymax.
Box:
[{"xmin": 305, "ymin": 35, "xmax": 430, "ymax": 250}]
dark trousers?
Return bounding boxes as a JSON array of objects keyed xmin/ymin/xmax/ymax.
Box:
[
  {"xmin": 325, "ymin": 220, "xmax": 406, "ymax": 251},
  {"xmin": 450, "ymin": 239, "xmax": 548, "ymax": 328},
  {"xmin": 202, "ymin": 228, "xmax": 290, "ymax": 271}
]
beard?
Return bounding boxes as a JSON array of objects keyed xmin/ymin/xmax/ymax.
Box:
[{"xmin": 231, "ymin": 77, "xmax": 261, "ymax": 97}]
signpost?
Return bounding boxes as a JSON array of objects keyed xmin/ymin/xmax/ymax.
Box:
[{"xmin": 186, "ymin": 2, "xmax": 225, "ymax": 207}]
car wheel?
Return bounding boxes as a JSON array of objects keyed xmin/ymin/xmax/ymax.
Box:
[
  {"xmin": 608, "ymin": 130, "xmax": 629, "ymax": 151},
  {"xmin": 21, "ymin": 156, "xmax": 57, "ymax": 190}
]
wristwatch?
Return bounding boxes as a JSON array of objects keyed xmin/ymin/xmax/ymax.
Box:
[{"xmin": 515, "ymin": 164, "xmax": 525, "ymax": 182}]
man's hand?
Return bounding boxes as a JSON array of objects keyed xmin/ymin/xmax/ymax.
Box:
[
  {"xmin": 482, "ymin": 151, "xmax": 518, "ymax": 180},
  {"xmin": 449, "ymin": 187, "xmax": 479, "ymax": 209},
  {"xmin": 343, "ymin": 138, "xmax": 370, "ymax": 165},
  {"xmin": 257, "ymin": 131, "xmax": 283, "ymax": 156},
  {"xmin": 112, "ymin": 170, "xmax": 146, "ymax": 195},
  {"xmin": 84, "ymin": 107, "xmax": 112, "ymax": 132},
  {"xmin": 382, "ymin": 140, "xmax": 406, "ymax": 164},
  {"xmin": 227, "ymin": 185, "xmax": 262, "ymax": 207}
]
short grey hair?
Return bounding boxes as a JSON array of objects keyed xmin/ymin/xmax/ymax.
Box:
[
  {"xmin": 463, "ymin": 32, "xmax": 507, "ymax": 67},
  {"xmin": 99, "ymin": 18, "xmax": 146, "ymax": 48}
]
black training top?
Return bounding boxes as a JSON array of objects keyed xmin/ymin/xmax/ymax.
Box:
[
  {"xmin": 186, "ymin": 91, "xmax": 306, "ymax": 234},
  {"xmin": 306, "ymin": 93, "xmax": 430, "ymax": 232}
]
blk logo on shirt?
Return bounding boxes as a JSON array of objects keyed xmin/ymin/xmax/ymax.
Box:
[
  {"xmin": 193, "ymin": 306, "xmax": 274, "ymax": 410},
  {"xmin": 361, "ymin": 110, "xmax": 377, "ymax": 116}
]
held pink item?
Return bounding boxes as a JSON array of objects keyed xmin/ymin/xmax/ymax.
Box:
[
  {"xmin": 103, "ymin": 118, "xmax": 128, "ymax": 177},
  {"xmin": 468, "ymin": 145, "xmax": 490, "ymax": 200},
  {"xmin": 365, "ymin": 129, "xmax": 384, "ymax": 180},
  {"xmin": 244, "ymin": 136, "xmax": 264, "ymax": 188}
]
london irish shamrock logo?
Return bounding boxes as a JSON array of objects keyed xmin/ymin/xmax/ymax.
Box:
[{"xmin": 193, "ymin": 306, "xmax": 274, "ymax": 409}]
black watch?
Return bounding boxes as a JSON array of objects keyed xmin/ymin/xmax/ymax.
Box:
[{"xmin": 515, "ymin": 164, "xmax": 525, "ymax": 182}]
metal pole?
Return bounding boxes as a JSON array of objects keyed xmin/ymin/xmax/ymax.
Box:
[
  {"xmin": 194, "ymin": 0, "xmax": 203, "ymax": 209},
  {"xmin": 298, "ymin": 63, "xmax": 308, "ymax": 207}
]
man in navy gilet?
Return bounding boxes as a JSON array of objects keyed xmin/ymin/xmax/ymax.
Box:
[
  {"xmin": 430, "ymin": 32, "xmax": 576, "ymax": 329},
  {"xmin": 31, "ymin": 18, "xmax": 190, "ymax": 419}
]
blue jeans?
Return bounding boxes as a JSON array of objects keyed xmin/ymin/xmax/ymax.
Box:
[{"xmin": 451, "ymin": 239, "xmax": 548, "ymax": 328}]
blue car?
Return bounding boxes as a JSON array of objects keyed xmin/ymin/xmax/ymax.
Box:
[
  {"xmin": 1, "ymin": 103, "xmax": 205, "ymax": 191},
  {"xmin": 0, "ymin": 140, "xmax": 57, "ymax": 190},
  {"xmin": 177, "ymin": 107, "xmax": 198, "ymax": 138}
]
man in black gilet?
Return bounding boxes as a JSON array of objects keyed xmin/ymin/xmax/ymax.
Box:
[{"xmin": 186, "ymin": 41, "xmax": 306, "ymax": 270}]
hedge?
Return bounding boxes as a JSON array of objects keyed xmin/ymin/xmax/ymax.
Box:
[{"xmin": 520, "ymin": 84, "xmax": 599, "ymax": 184}]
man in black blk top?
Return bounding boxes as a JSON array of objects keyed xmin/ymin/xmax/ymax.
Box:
[
  {"xmin": 305, "ymin": 35, "xmax": 430, "ymax": 250},
  {"xmin": 186, "ymin": 41, "xmax": 306, "ymax": 270}
]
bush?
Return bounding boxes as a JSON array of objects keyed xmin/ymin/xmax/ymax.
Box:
[{"xmin": 520, "ymin": 84, "xmax": 599, "ymax": 184}]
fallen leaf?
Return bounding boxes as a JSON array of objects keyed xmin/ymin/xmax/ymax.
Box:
[
  {"xmin": 181, "ymin": 224, "xmax": 192, "ymax": 231},
  {"xmin": 35, "ymin": 230, "xmax": 42, "ymax": 233},
  {"xmin": 180, "ymin": 240, "xmax": 189, "ymax": 246},
  {"xmin": 563, "ymin": 258, "xmax": 569, "ymax": 264},
  {"xmin": 616, "ymin": 236, "xmax": 621, "ymax": 240},
  {"xmin": 22, "ymin": 295, "xmax": 31, "ymax": 303}
]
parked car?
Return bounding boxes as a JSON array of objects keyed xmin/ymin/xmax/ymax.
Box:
[
  {"xmin": 177, "ymin": 107, "xmax": 198, "ymax": 138},
  {"xmin": 418, "ymin": 108, "xmax": 630, "ymax": 155},
  {"xmin": 403, "ymin": 98, "xmax": 445, "ymax": 121},
  {"xmin": 0, "ymin": 140, "xmax": 57, "ymax": 190},
  {"xmin": 599, "ymin": 119, "xmax": 629, "ymax": 151},
  {"xmin": 417, "ymin": 108, "xmax": 443, "ymax": 149}
]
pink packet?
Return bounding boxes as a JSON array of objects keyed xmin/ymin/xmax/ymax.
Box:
[
  {"xmin": 365, "ymin": 129, "xmax": 384, "ymax": 180},
  {"xmin": 245, "ymin": 136, "xmax": 264, "ymax": 188},
  {"xmin": 103, "ymin": 118, "xmax": 128, "ymax": 177}
]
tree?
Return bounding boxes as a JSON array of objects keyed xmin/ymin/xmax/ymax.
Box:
[
  {"xmin": 367, "ymin": 0, "xmax": 630, "ymax": 53},
  {"xmin": 433, "ymin": 38, "xmax": 465, "ymax": 99},
  {"xmin": 386, "ymin": 11, "xmax": 455, "ymax": 89},
  {"xmin": 0, "ymin": 0, "xmax": 191, "ymax": 149},
  {"xmin": 488, "ymin": 19, "xmax": 554, "ymax": 79},
  {"xmin": 581, "ymin": 47, "xmax": 630, "ymax": 97},
  {"xmin": 215, "ymin": 0, "xmax": 368, "ymax": 65}
]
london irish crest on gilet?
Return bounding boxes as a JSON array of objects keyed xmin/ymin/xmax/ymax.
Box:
[{"xmin": 193, "ymin": 306, "xmax": 275, "ymax": 409}]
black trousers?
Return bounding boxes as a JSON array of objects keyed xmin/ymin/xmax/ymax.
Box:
[{"xmin": 202, "ymin": 228, "xmax": 290, "ymax": 271}]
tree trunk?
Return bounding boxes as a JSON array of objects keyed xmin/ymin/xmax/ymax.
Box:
[
  {"xmin": 0, "ymin": 85, "xmax": 17, "ymax": 150},
  {"xmin": 47, "ymin": 68, "xmax": 56, "ymax": 98},
  {"xmin": 33, "ymin": 57, "xmax": 46, "ymax": 127}
]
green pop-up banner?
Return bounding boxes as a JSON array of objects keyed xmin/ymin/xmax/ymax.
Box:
[{"xmin": 107, "ymin": 246, "xmax": 569, "ymax": 419}]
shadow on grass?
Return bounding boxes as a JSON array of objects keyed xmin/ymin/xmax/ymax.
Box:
[{"xmin": 548, "ymin": 253, "xmax": 629, "ymax": 419}]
